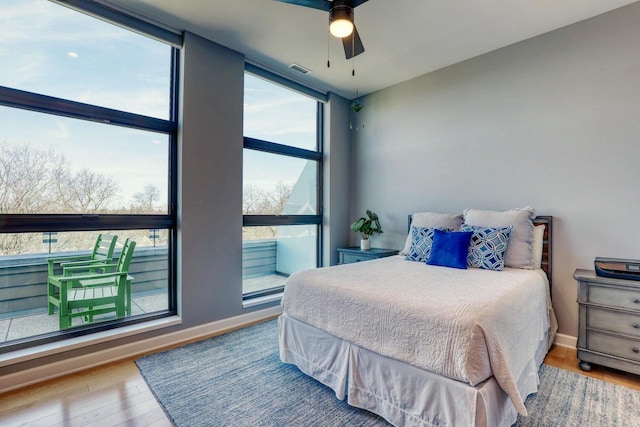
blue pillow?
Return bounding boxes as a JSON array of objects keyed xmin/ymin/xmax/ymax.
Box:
[
  {"xmin": 462, "ymin": 224, "xmax": 512, "ymax": 271},
  {"xmin": 405, "ymin": 226, "xmax": 451, "ymax": 262},
  {"xmin": 426, "ymin": 230, "xmax": 473, "ymax": 269}
]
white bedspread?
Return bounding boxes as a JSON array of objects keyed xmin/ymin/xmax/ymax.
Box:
[{"xmin": 281, "ymin": 255, "xmax": 553, "ymax": 415}]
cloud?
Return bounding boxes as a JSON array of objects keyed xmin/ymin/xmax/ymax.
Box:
[{"xmin": 49, "ymin": 122, "xmax": 72, "ymax": 140}]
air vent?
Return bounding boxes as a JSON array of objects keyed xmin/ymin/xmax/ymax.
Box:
[{"xmin": 289, "ymin": 63, "xmax": 312, "ymax": 75}]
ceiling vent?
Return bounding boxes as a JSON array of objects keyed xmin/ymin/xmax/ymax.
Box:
[{"xmin": 289, "ymin": 63, "xmax": 312, "ymax": 75}]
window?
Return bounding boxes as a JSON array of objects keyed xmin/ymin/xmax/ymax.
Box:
[
  {"xmin": 242, "ymin": 70, "xmax": 323, "ymax": 298},
  {"xmin": 0, "ymin": 0, "xmax": 179, "ymax": 350}
]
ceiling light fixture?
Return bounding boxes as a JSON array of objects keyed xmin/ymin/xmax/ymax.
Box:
[{"xmin": 329, "ymin": 4, "xmax": 354, "ymax": 38}]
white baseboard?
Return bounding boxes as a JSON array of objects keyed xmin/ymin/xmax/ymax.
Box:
[
  {"xmin": 0, "ymin": 306, "xmax": 282, "ymax": 395},
  {"xmin": 553, "ymin": 332, "xmax": 577, "ymax": 349}
]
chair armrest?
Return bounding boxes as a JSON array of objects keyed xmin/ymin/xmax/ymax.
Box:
[
  {"xmin": 61, "ymin": 259, "xmax": 109, "ymax": 268},
  {"xmin": 63, "ymin": 263, "xmax": 118, "ymax": 275},
  {"xmin": 48, "ymin": 255, "xmax": 91, "ymax": 265},
  {"xmin": 48, "ymin": 255, "xmax": 91, "ymax": 275},
  {"xmin": 57, "ymin": 271, "xmax": 129, "ymax": 282}
]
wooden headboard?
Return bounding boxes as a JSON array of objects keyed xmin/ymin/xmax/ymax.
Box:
[
  {"xmin": 406, "ymin": 215, "xmax": 553, "ymax": 289},
  {"xmin": 533, "ymin": 216, "xmax": 553, "ymax": 289}
]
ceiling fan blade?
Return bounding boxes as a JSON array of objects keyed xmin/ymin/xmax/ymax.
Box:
[
  {"xmin": 351, "ymin": 0, "xmax": 369, "ymax": 7},
  {"xmin": 273, "ymin": 0, "xmax": 330, "ymax": 11},
  {"xmin": 342, "ymin": 25, "xmax": 365, "ymax": 59}
]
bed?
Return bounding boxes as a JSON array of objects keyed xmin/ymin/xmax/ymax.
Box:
[{"xmin": 279, "ymin": 209, "xmax": 557, "ymax": 427}]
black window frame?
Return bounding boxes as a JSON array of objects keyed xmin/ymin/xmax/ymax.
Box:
[
  {"xmin": 0, "ymin": 2, "xmax": 181, "ymax": 352},
  {"xmin": 242, "ymin": 66, "xmax": 325, "ymax": 300}
]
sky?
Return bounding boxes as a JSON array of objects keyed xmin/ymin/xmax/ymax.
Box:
[
  {"xmin": 243, "ymin": 74, "xmax": 318, "ymax": 194},
  {"xmin": 0, "ymin": 0, "xmax": 170, "ymax": 210},
  {"xmin": 0, "ymin": 0, "xmax": 318, "ymax": 211}
]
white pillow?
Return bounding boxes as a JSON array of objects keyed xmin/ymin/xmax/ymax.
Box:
[
  {"xmin": 400, "ymin": 212, "xmax": 463, "ymax": 255},
  {"xmin": 532, "ymin": 224, "xmax": 545, "ymax": 268},
  {"xmin": 463, "ymin": 206, "xmax": 536, "ymax": 269}
]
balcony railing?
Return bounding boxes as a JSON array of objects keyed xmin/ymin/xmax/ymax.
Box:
[
  {"xmin": 2, "ymin": 240, "xmax": 289, "ymax": 316},
  {"xmin": 0, "ymin": 246, "xmax": 168, "ymax": 318}
]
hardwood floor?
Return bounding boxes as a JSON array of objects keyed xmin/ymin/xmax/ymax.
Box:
[
  {"xmin": 0, "ymin": 359, "xmax": 172, "ymax": 427},
  {"xmin": 544, "ymin": 344, "xmax": 640, "ymax": 391},
  {"xmin": 1, "ymin": 345, "xmax": 639, "ymax": 426}
]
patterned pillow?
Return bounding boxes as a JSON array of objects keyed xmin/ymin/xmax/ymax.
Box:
[
  {"xmin": 462, "ymin": 207, "xmax": 535, "ymax": 269},
  {"xmin": 400, "ymin": 212, "xmax": 463, "ymax": 255},
  {"xmin": 462, "ymin": 224, "xmax": 513, "ymax": 271},
  {"xmin": 405, "ymin": 226, "xmax": 450, "ymax": 262}
]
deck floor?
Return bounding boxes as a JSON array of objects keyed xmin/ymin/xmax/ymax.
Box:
[
  {"xmin": 0, "ymin": 274, "xmax": 286, "ymax": 344},
  {"xmin": 0, "ymin": 292, "xmax": 168, "ymax": 343}
]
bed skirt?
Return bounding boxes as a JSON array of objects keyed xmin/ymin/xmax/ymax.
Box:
[{"xmin": 279, "ymin": 314, "xmax": 549, "ymax": 427}]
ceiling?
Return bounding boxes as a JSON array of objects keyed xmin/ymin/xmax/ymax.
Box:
[{"xmin": 105, "ymin": 0, "xmax": 638, "ymax": 100}]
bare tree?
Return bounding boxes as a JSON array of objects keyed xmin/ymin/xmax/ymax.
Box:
[
  {"xmin": 132, "ymin": 184, "xmax": 161, "ymax": 213},
  {"xmin": 0, "ymin": 143, "xmax": 58, "ymax": 213},
  {"xmin": 0, "ymin": 142, "xmax": 120, "ymax": 254},
  {"xmin": 265, "ymin": 181, "xmax": 293, "ymax": 215},
  {"xmin": 242, "ymin": 181, "xmax": 294, "ymax": 239},
  {"xmin": 243, "ymin": 184, "xmax": 266, "ymax": 214},
  {"xmin": 0, "ymin": 233, "xmax": 41, "ymax": 256},
  {"xmin": 62, "ymin": 168, "xmax": 119, "ymax": 213}
]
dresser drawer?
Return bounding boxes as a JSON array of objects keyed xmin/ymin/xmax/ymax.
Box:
[
  {"xmin": 586, "ymin": 330, "xmax": 640, "ymax": 363},
  {"xmin": 341, "ymin": 253, "xmax": 376, "ymax": 264},
  {"xmin": 587, "ymin": 307, "xmax": 640, "ymax": 339},
  {"xmin": 587, "ymin": 284, "xmax": 640, "ymax": 311}
]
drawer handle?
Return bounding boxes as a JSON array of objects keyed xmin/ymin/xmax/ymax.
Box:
[
  {"xmin": 634, "ymin": 298, "xmax": 640, "ymax": 304},
  {"xmin": 634, "ymin": 323, "xmax": 640, "ymax": 329},
  {"xmin": 634, "ymin": 347, "xmax": 640, "ymax": 354}
]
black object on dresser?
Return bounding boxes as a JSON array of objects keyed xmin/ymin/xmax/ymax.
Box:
[
  {"xmin": 337, "ymin": 247, "xmax": 398, "ymax": 264},
  {"xmin": 574, "ymin": 268, "xmax": 640, "ymax": 375}
]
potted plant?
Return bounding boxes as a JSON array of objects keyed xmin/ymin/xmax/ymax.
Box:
[{"xmin": 350, "ymin": 210, "xmax": 383, "ymax": 250}]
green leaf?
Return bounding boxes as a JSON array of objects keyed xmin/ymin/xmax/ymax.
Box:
[{"xmin": 350, "ymin": 210, "xmax": 383, "ymax": 237}]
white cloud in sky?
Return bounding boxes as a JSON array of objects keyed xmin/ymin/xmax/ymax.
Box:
[{"xmin": 48, "ymin": 122, "xmax": 71, "ymax": 140}]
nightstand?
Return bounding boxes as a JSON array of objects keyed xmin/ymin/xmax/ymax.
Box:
[
  {"xmin": 574, "ymin": 268, "xmax": 640, "ymax": 375},
  {"xmin": 337, "ymin": 247, "xmax": 399, "ymax": 264}
]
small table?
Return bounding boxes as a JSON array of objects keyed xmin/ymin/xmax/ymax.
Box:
[
  {"xmin": 574, "ymin": 268, "xmax": 640, "ymax": 375},
  {"xmin": 337, "ymin": 247, "xmax": 399, "ymax": 264}
]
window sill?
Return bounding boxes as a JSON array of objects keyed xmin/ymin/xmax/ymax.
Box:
[
  {"xmin": 0, "ymin": 316, "xmax": 182, "ymax": 368},
  {"xmin": 242, "ymin": 292, "xmax": 283, "ymax": 309}
]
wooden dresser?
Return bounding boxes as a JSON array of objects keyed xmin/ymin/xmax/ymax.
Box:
[{"xmin": 574, "ymin": 269, "xmax": 640, "ymax": 375}]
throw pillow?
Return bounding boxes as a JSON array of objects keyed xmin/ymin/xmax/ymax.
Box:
[
  {"xmin": 462, "ymin": 224, "xmax": 512, "ymax": 271},
  {"xmin": 400, "ymin": 212, "xmax": 463, "ymax": 255},
  {"xmin": 405, "ymin": 226, "xmax": 451, "ymax": 262},
  {"xmin": 463, "ymin": 207, "xmax": 536, "ymax": 269},
  {"xmin": 427, "ymin": 230, "xmax": 473, "ymax": 269}
]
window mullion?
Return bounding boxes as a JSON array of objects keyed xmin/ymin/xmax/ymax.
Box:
[
  {"xmin": 0, "ymin": 214, "xmax": 174, "ymax": 233},
  {"xmin": 0, "ymin": 86, "xmax": 175, "ymax": 134},
  {"xmin": 244, "ymin": 137, "xmax": 321, "ymax": 161}
]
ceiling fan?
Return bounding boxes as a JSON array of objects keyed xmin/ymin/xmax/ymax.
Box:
[{"xmin": 274, "ymin": 0, "xmax": 368, "ymax": 59}]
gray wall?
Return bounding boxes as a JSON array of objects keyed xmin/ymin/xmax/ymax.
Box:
[
  {"xmin": 323, "ymin": 93, "xmax": 352, "ymax": 266},
  {"xmin": 178, "ymin": 31, "xmax": 245, "ymax": 324},
  {"xmin": 350, "ymin": 3, "xmax": 640, "ymax": 337}
]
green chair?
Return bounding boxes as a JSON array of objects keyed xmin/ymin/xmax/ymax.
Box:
[
  {"xmin": 48, "ymin": 238, "xmax": 136, "ymax": 330},
  {"xmin": 47, "ymin": 234, "xmax": 118, "ymax": 315}
]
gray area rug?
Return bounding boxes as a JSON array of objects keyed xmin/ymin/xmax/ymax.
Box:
[
  {"xmin": 136, "ymin": 320, "xmax": 640, "ymax": 426},
  {"xmin": 516, "ymin": 363, "xmax": 640, "ymax": 427}
]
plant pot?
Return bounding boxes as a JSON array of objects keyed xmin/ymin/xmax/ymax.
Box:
[{"xmin": 360, "ymin": 239, "xmax": 371, "ymax": 250}]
